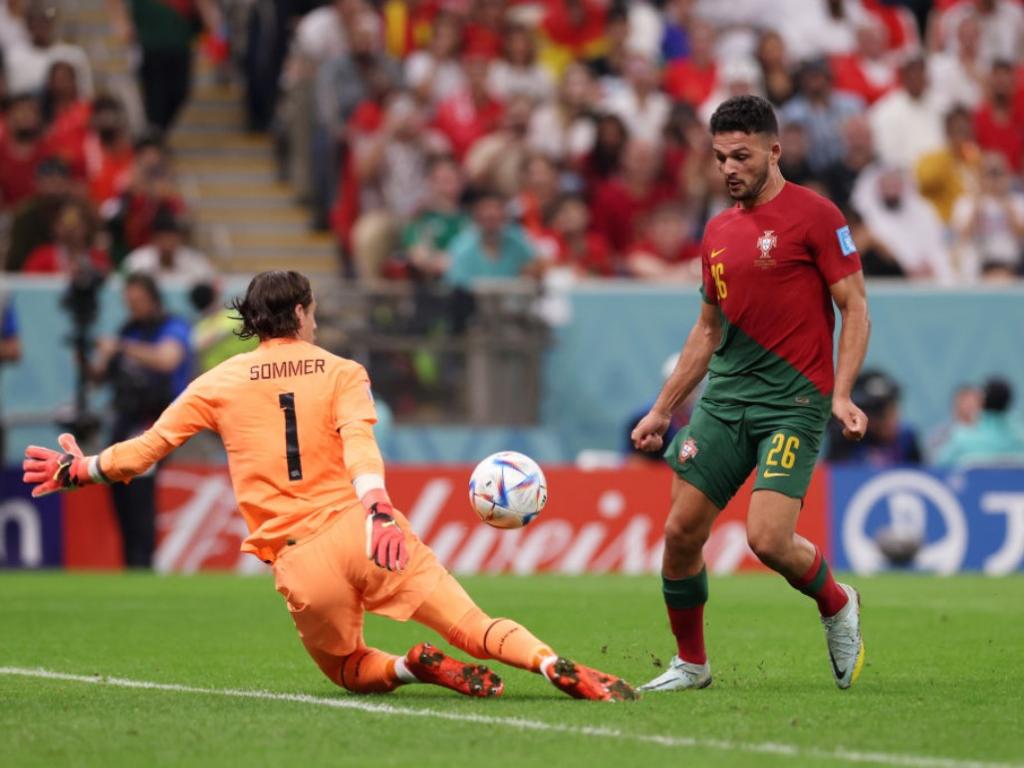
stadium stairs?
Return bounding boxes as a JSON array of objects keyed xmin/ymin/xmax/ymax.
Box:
[{"xmin": 61, "ymin": 0, "xmax": 339, "ymax": 276}]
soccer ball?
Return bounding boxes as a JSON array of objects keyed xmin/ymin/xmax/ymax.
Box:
[{"xmin": 469, "ymin": 451, "xmax": 548, "ymax": 529}]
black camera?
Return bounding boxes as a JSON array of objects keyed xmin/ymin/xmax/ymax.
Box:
[{"xmin": 58, "ymin": 266, "xmax": 106, "ymax": 443}]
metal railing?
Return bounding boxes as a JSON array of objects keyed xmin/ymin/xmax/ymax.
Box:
[{"xmin": 315, "ymin": 279, "xmax": 550, "ymax": 425}]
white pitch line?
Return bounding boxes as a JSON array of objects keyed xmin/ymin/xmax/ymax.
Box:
[{"xmin": 1, "ymin": 666, "xmax": 1020, "ymax": 768}]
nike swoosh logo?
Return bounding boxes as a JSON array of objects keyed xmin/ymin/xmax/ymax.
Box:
[
  {"xmin": 829, "ymin": 649, "xmax": 847, "ymax": 681},
  {"xmin": 710, "ymin": 248, "xmax": 726, "ymax": 259},
  {"xmin": 762, "ymin": 470, "xmax": 790, "ymax": 478}
]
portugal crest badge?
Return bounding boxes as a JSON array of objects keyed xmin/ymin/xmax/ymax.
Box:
[
  {"xmin": 756, "ymin": 229, "xmax": 777, "ymax": 267},
  {"xmin": 678, "ymin": 437, "xmax": 698, "ymax": 464}
]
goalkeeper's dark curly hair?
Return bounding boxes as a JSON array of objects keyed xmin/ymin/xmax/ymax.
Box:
[
  {"xmin": 709, "ymin": 94, "xmax": 778, "ymax": 137},
  {"xmin": 231, "ymin": 270, "xmax": 313, "ymax": 340}
]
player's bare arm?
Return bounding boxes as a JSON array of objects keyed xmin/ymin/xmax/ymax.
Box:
[
  {"xmin": 830, "ymin": 270, "xmax": 871, "ymax": 441},
  {"xmin": 632, "ymin": 301, "xmax": 722, "ymax": 453}
]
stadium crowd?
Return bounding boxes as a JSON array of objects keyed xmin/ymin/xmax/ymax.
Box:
[
  {"xmin": 253, "ymin": 0, "xmax": 1024, "ymax": 284},
  {"xmin": 2, "ymin": 0, "xmax": 1024, "ymax": 286}
]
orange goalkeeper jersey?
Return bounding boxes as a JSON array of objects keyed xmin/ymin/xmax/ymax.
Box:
[{"xmin": 98, "ymin": 337, "xmax": 382, "ymax": 562}]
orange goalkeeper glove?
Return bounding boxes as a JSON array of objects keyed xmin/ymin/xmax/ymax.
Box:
[
  {"xmin": 362, "ymin": 490, "xmax": 409, "ymax": 572},
  {"xmin": 22, "ymin": 433, "xmax": 107, "ymax": 497}
]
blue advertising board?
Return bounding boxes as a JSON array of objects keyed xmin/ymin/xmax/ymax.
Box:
[
  {"xmin": 830, "ymin": 467, "xmax": 1024, "ymax": 575},
  {"xmin": 0, "ymin": 468, "xmax": 63, "ymax": 568}
]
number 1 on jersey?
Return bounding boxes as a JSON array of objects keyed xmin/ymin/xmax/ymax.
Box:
[{"xmin": 279, "ymin": 392, "xmax": 303, "ymax": 481}]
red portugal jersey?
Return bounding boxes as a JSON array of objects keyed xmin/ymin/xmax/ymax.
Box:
[{"xmin": 699, "ymin": 182, "xmax": 862, "ymax": 410}]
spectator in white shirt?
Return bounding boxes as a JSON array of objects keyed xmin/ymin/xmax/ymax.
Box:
[
  {"xmin": 405, "ymin": 12, "xmax": 466, "ymax": 109},
  {"xmin": 625, "ymin": 0, "xmax": 665, "ymax": 61},
  {"xmin": 699, "ymin": 57, "xmax": 764, "ymax": 127},
  {"xmin": 284, "ymin": 0, "xmax": 361, "ymax": 81},
  {"xmin": 527, "ymin": 62, "xmax": 597, "ymax": 163},
  {"xmin": 5, "ymin": 1, "xmax": 93, "ymax": 98},
  {"xmin": 776, "ymin": 0, "xmax": 868, "ymax": 61},
  {"xmin": 852, "ymin": 165, "xmax": 954, "ymax": 283},
  {"xmin": 123, "ymin": 207, "xmax": 214, "ymax": 281},
  {"xmin": 868, "ymin": 54, "xmax": 945, "ymax": 170},
  {"xmin": 933, "ymin": 0, "xmax": 1024, "ymax": 66},
  {"xmin": 488, "ymin": 22, "xmax": 554, "ymax": 104},
  {"xmin": 951, "ymin": 151, "xmax": 1024, "ymax": 281},
  {"xmin": 0, "ymin": 0, "xmax": 28, "ymax": 50},
  {"xmin": 602, "ymin": 51, "xmax": 670, "ymax": 144},
  {"xmin": 928, "ymin": 12, "xmax": 986, "ymax": 111}
]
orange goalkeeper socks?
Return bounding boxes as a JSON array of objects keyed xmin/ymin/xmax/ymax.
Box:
[
  {"xmin": 338, "ymin": 648, "xmax": 405, "ymax": 693},
  {"xmin": 477, "ymin": 617, "xmax": 554, "ymax": 673}
]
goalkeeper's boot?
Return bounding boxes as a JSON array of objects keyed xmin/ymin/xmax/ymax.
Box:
[
  {"xmin": 822, "ymin": 583, "xmax": 865, "ymax": 690},
  {"xmin": 637, "ymin": 656, "xmax": 711, "ymax": 692},
  {"xmin": 406, "ymin": 642, "xmax": 504, "ymax": 698},
  {"xmin": 543, "ymin": 657, "xmax": 638, "ymax": 701}
]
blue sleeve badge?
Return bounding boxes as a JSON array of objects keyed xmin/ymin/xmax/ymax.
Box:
[{"xmin": 836, "ymin": 225, "xmax": 857, "ymax": 257}]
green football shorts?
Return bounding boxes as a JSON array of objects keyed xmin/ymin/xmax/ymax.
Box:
[{"xmin": 664, "ymin": 400, "xmax": 829, "ymax": 509}]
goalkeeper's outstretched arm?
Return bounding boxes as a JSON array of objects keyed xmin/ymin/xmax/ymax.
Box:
[{"xmin": 23, "ymin": 381, "xmax": 215, "ymax": 497}]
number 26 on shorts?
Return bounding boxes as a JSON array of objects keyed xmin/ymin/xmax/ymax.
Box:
[{"xmin": 765, "ymin": 432, "xmax": 799, "ymax": 469}]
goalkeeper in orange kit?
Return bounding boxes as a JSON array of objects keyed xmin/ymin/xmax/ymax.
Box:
[{"xmin": 23, "ymin": 270, "xmax": 636, "ymax": 701}]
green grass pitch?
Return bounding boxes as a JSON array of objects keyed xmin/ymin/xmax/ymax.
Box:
[{"xmin": 2, "ymin": 572, "xmax": 1022, "ymax": 768}]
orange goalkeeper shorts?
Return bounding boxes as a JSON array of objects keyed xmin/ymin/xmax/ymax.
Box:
[{"xmin": 271, "ymin": 503, "xmax": 448, "ymax": 658}]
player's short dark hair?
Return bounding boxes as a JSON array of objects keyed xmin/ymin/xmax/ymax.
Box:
[
  {"xmin": 231, "ymin": 270, "xmax": 313, "ymax": 341},
  {"xmin": 982, "ymin": 377, "xmax": 1013, "ymax": 413},
  {"xmin": 709, "ymin": 95, "xmax": 778, "ymax": 137}
]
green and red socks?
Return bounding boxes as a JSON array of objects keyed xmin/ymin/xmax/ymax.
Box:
[
  {"xmin": 788, "ymin": 546, "xmax": 848, "ymax": 617},
  {"xmin": 662, "ymin": 567, "xmax": 708, "ymax": 665}
]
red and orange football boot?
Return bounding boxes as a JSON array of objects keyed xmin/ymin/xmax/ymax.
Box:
[
  {"xmin": 405, "ymin": 642, "xmax": 505, "ymax": 698},
  {"xmin": 543, "ymin": 657, "xmax": 639, "ymax": 701}
]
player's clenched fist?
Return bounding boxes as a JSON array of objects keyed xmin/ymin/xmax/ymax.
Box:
[
  {"xmin": 365, "ymin": 502, "xmax": 409, "ymax": 572},
  {"xmin": 631, "ymin": 410, "xmax": 671, "ymax": 453},
  {"xmin": 832, "ymin": 395, "xmax": 868, "ymax": 442},
  {"xmin": 23, "ymin": 433, "xmax": 105, "ymax": 497}
]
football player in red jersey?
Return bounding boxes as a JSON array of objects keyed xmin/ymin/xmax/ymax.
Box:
[{"xmin": 631, "ymin": 95, "xmax": 871, "ymax": 691}]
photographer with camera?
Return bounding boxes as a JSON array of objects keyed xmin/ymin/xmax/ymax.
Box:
[{"xmin": 90, "ymin": 273, "xmax": 193, "ymax": 568}]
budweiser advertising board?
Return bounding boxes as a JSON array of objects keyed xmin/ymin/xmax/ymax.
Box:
[{"xmin": 62, "ymin": 464, "xmax": 829, "ymax": 573}]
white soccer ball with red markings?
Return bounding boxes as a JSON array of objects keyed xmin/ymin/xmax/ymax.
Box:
[{"xmin": 469, "ymin": 451, "xmax": 548, "ymax": 529}]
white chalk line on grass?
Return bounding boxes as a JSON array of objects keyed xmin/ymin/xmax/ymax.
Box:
[{"xmin": 1, "ymin": 667, "xmax": 1019, "ymax": 768}]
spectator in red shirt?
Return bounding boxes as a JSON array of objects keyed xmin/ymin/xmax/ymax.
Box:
[
  {"xmin": 22, "ymin": 197, "xmax": 110, "ymax": 274},
  {"xmin": 84, "ymin": 95, "xmax": 134, "ymax": 205},
  {"xmin": 973, "ymin": 59, "xmax": 1024, "ymax": 172},
  {"xmin": 579, "ymin": 112, "xmax": 628, "ymax": 197},
  {"xmin": 405, "ymin": 11, "xmax": 465, "ymax": 109},
  {"xmin": 41, "ymin": 60, "xmax": 91, "ymax": 179},
  {"xmin": 512, "ymin": 153, "xmax": 561, "ymax": 245},
  {"xmin": 830, "ymin": 18, "xmax": 897, "ymax": 106},
  {"xmin": 433, "ymin": 53, "xmax": 504, "ymax": 160},
  {"xmin": 591, "ymin": 138, "xmax": 675, "ymax": 254},
  {"xmin": 662, "ymin": 19, "xmax": 717, "ymax": 108},
  {"xmin": 547, "ymin": 193, "xmax": 615, "ymax": 276},
  {"xmin": 463, "ymin": 0, "xmax": 504, "ymax": 61},
  {"xmin": 103, "ymin": 135, "xmax": 187, "ymax": 265},
  {"xmin": 625, "ymin": 202, "xmax": 700, "ymax": 281},
  {"xmin": 0, "ymin": 94, "xmax": 46, "ymax": 210}
]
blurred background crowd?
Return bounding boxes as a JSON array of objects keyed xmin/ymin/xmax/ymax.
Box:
[{"xmin": 4, "ymin": 0, "xmax": 1024, "ymax": 285}]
